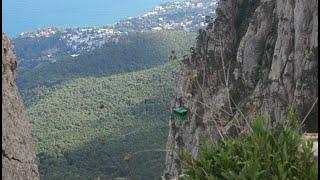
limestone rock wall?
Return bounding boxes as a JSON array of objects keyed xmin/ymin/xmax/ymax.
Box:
[
  {"xmin": 163, "ymin": 0, "xmax": 318, "ymax": 179},
  {"xmin": 2, "ymin": 33, "xmax": 40, "ymax": 180}
]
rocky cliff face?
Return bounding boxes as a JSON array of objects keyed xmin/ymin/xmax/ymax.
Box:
[
  {"xmin": 163, "ymin": 0, "xmax": 318, "ymax": 179},
  {"xmin": 2, "ymin": 33, "xmax": 40, "ymax": 179}
]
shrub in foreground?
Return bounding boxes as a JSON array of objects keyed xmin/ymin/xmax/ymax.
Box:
[{"xmin": 182, "ymin": 108, "xmax": 318, "ymax": 180}]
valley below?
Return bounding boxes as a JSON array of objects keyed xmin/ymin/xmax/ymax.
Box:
[{"xmin": 16, "ymin": 29, "xmax": 196, "ymax": 179}]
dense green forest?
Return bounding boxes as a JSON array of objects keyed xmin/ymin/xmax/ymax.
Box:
[
  {"xmin": 27, "ymin": 62, "xmax": 181, "ymax": 179},
  {"xmin": 14, "ymin": 32, "xmax": 70, "ymax": 61},
  {"xmin": 18, "ymin": 31, "xmax": 196, "ymax": 106},
  {"xmin": 18, "ymin": 30, "xmax": 196, "ymax": 179}
]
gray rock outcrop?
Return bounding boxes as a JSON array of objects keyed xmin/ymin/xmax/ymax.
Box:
[
  {"xmin": 163, "ymin": 0, "xmax": 318, "ymax": 179},
  {"xmin": 2, "ymin": 33, "xmax": 40, "ymax": 180}
]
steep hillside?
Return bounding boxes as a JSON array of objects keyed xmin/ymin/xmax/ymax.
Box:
[
  {"xmin": 163, "ymin": 0, "xmax": 318, "ymax": 179},
  {"xmin": 27, "ymin": 61, "xmax": 180, "ymax": 179},
  {"xmin": 2, "ymin": 33, "xmax": 40, "ymax": 179},
  {"xmin": 18, "ymin": 31, "xmax": 196, "ymax": 107},
  {"xmin": 14, "ymin": 31, "xmax": 69, "ymax": 63}
]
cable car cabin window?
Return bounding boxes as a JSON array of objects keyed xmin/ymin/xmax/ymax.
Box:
[{"xmin": 173, "ymin": 107, "xmax": 188, "ymax": 122}]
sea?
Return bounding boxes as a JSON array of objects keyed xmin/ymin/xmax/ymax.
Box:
[{"xmin": 3, "ymin": 0, "xmax": 178, "ymax": 38}]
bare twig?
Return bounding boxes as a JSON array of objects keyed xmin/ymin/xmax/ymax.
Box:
[
  {"xmin": 301, "ymin": 97, "xmax": 318, "ymax": 125},
  {"xmin": 200, "ymin": 167, "xmax": 210, "ymax": 179},
  {"xmin": 229, "ymin": 95, "xmax": 253, "ymax": 134},
  {"xmin": 192, "ymin": 110, "xmax": 226, "ymax": 141},
  {"xmin": 219, "ymin": 36, "xmax": 233, "ymax": 115},
  {"xmin": 196, "ymin": 99, "xmax": 234, "ymax": 117}
]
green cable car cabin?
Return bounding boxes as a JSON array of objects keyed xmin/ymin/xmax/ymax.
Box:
[{"xmin": 173, "ymin": 107, "xmax": 189, "ymax": 122}]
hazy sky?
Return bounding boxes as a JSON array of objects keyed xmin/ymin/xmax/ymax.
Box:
[{"xmin": 3, "ymin": 0, "xmax": 178, "ymax": 37}]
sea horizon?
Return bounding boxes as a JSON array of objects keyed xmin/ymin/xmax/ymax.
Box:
[{"xmin": 3, "ymin": 0, "xmax": 180, "ymax": 38}]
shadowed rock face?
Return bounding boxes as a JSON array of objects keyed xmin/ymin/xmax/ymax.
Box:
[
  {"xmin": 2, "ymin": 33, "xmax": 40, "ymax": 180},
  {"xmin": 164, "ymin": 0, "xmax": 318, "ymax": 179}
]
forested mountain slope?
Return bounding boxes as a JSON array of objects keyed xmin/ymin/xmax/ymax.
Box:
[
  {"xmin": 19, "ymin": 31, "xmax": 195, "ymax": 106},
  {"xmin": 27, "ymin": 61, "xmax": 181, "ymax": 179},
  {"xmin": 16, "ymin": 28, "xmax": 195, "ymax": 180}
]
